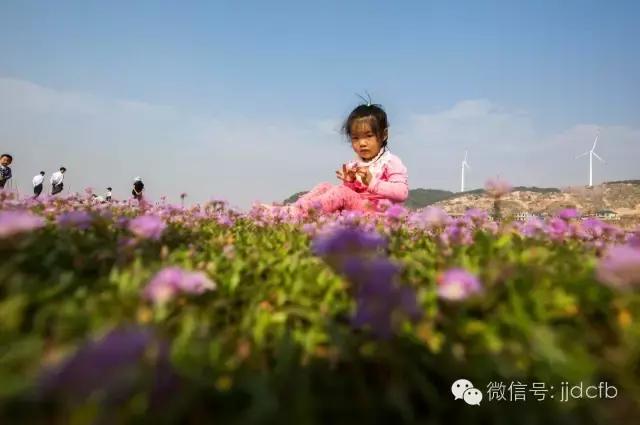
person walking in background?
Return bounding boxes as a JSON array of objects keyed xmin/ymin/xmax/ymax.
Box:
[
  {"xmin": 132, "ymin": 177, "xmax": 144, "ymax": 201},
  {"xmin": 33, "ymin": 171, "xmax": 45, "ymax": 198},
  {"xmin": 50, "ymin": 167, "xmax": 66, "ymax": 195},
  {"xmin": 0, "ymin": 154, "xmax": 13, "ymax": 189},
  {"xmin": 106, "ymin": 187, "xmax": 113, "ymax": 202}
]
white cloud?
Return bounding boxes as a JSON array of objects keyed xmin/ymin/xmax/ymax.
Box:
[{"xmin": 1, "ymin": 79, "xmax": 638, "ymax": 209}]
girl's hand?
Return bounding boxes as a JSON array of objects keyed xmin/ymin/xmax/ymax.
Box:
[
  {"xmin": 336, "ymin": 164, "xmax": 356, "ymax": 183},
  {"xmin": 355, "ymin": 167, "xmax": 373, "ymax": 186}
]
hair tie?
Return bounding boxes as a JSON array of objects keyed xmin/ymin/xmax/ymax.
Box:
[{"xmin": 356, "ymin": 91, "xmax": 373, "ymax": 107}]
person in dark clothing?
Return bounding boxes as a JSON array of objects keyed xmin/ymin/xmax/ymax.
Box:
[
  {"xmin": 132, "ymin": 177, "xmax": 144, "ymax": 200},
  {"xmin": 0, "ymin": 154, "xmax": 13, "ymax": 189}
]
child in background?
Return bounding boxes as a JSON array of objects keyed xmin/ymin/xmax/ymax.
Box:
[
  {"xmin": 0, "ymin": 154, "xmax": 13, "ymax": 189},
  {"xmin": 132, "ymin": 177, "xmax": 144, "ymax": 200},
  {"xmin": 106, "ymin": 187, "xmax": 113, "ymax": 202},
  {"xmin": 266, "ymin": 102, "xmax": 408, "ymax": 217},
  {"xmin": 33, "ymin": 171, "xmax": 45, "ymax": 198}
]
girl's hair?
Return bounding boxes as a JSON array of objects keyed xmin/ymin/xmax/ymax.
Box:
[{"xmin": 341, "ymin": 103, "xmax": 389, "ymax": 147}]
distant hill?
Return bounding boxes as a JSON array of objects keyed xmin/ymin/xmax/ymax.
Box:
[
  {"xmin": 434, "ymin": 182, "xmax": 640, "ymax": 223},
  {"xmin": 284, "ymin": 186, "xmax": 561, "ymax": 209},
  {"xmin": 284, "ymin": 191, "xmax": 307, "ymax": 204},
  {"xmin": 604, "ymin": 179, "xmax": 640, "ymax": 185}
]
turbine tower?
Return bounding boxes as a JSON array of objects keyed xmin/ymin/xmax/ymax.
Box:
[
  {"xmin": 460, "ymin": 150, "xmax": 471, "ymax": 192},
  {"xmin": 576, "ymin": 131, "xmax": 604, "ymax": 187}
]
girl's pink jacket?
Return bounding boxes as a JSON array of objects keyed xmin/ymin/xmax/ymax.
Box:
[{"xmin": 343, "ymin": 149, "xmax": 409, "ymax": 205}]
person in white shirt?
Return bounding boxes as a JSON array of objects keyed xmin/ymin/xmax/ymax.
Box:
[
  {"xmin": 50, "ymin": 167, "xmax": 67, "ymax": 195},
  {"xmin": 32, "ymin": 171, "xmax": 45, "ymax": 198},
  {"xmin": 106, "ymin": 187, "xmax": 113, "ymax": 202}
]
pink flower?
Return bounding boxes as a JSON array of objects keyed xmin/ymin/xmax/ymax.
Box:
[
  {"xmin": 0, "ymin": 210, "xmax": 46, "ymax": 238},
  {"xmin": 596, "ymin": 245, "xmax": 640, "ymax": 291},
  {"xmin": 558, "ymin": 208, "xmax": 580, "ymax": 220},
  {"xmin": 409, "ymin": 207, "xmax": 452, "ymax": 230},
  {"xmin": 143, "ymin": 267, "xmax": 216, "ymax": 305},
  {"xmin": 128, "ymin": 215, "xmax": 167, "ymax": 240},
  {"xmin": 57, "ymin": 211, "xmax": 93, "ymax": 229},
  {"xmin": 437, "ymin": 268, "xmax": 482, "ymax": 301},
  {"xmin": 484, "ymin": 178, "xmax": 512, "ymax": 198},
  {"xmin": 546, "ymin": 217, "xmax": 569, "ymax": 241},
  {"xmin": 386, "ymin": 204, "xmax": 407, "ymax": 220}
]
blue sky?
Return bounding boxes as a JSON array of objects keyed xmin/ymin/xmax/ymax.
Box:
[{"xmin": 1, "ymin": 1, "xmax": 639, "ymax": 208}]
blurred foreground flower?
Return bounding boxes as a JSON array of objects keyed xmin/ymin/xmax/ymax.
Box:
[
  {"xmin": 558, "ymin": 208, "xmax": 580, "ymax": 221},
  {"xmin": 437, "ymin": 268, "xmax": 483, "ymax": 301},
  {"xmin": 57, "ymin": 211, "xmax": 93, "ymax": 229},
  {"xmin": 39, "ymin": 326, "xmax": 178, "ymax": 405},
  {"xmin": 129, "ymin": 215, "xmax": 167, "ymax": 240},
  {"xmin": 484, "ymin": 178, "xmax": 512, "ymax": 198},
  {"xmin": 409, "ymin": 207, "xmax": 452, "ymax": 230},
  {"xmin": 143, "ymin": 266, "xmax": 216, "ymax": 304},
  {"xmin": 344, "ymin": 258, "xmax": 421, "ymax": 339},
  {"xmin": 312, "ymin": 225, "xmax": 387, "ymax": 262},
  {"xmin": 596, "ymin": 245, "xmax": 640, "ymax": 291},
  {"xmin": 0, "ymin": 210, "xmax": 46, "ymax": 238}
]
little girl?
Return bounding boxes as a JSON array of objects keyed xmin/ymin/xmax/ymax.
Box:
[{"xmin": 270, "ymin": 102, "xmax": 408, "ymax": 216}]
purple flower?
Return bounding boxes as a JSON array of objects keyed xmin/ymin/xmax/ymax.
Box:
[
  {"xmin": 558, "ymin": 208, "xmax": 580, "ymax": 221},
  {"xmin": 344, "ymin": 258, "xmax": 421, "ymax": 339},
  {"xmin": 582, "ymin": 218, "xmax": 606, "ymax": 239},
  {"xmin": 521, "ymin": 217, "xmax": 544, "ymax": 237},
  {"xmin": 129, "ymin": 215, "xmax": 167, "ymax": 240},
  {"xmin": 375, "ymin": 199, "xmax": 393, "ymax": 211},
  {"xmin": 0, "ymin": 210, "xmax": 46, "ymax": 238},
  {"xmin": 546, "ymin": 217, "xmax": 569, "ymax": 241},
  {"xmin": 386, "ymin": 204, "xmax": 407, "ymax": 220},
  {"xmin": 441, "ymin": 221, "xmax": 474, "ymax": 246},
  {"xmin": 311, "ymin": 225, "xmax": 387, "ymax": 258},
  {"xmin": 409, "ymin": 207, "xmax": 452, "ymax": 230},
  {"xmin": 39, "ymin": 326, "xmax": 176, "ymax": 404},
  {"xmin": 596, "ymin": 245, "xmax": 640, "ymax": 291},
  {"xmin": 217, "ymin": 215, "xmax": 233, "ymax": 227},
  {"xmin": 464, "ymin": 208, "xmax": 489, "ymax": 226},
  {"xmin": 57, "ymin": 211, "xmax": 93, "ymax": 229},
  {"xmin": 484, "ymin": 178, "xmax": 512, "ymax": 198},
  {"xmin": 437, "ymin": 268, "xmax": 482, "ymax": 301},
  {"xmin": 143, "ymin": 267, "xmax": 216, "ymax": 304},
  {"xmin": 176, "ymin": 270, "xmax": 217, "ymax": 294}
]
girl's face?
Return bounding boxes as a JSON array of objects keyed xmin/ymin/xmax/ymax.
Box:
[{"xmin": 350, "ymin": 119, "xmax": 387, "ymax": 161}]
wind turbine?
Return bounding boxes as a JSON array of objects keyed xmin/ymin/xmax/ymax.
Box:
[
  {"xmin": 460, "ymin": 150, "xmax": 471, "ymax": 192},
  {"xmin": 576, "ymin": 131, "xmax": 604, "ymax": 187}
]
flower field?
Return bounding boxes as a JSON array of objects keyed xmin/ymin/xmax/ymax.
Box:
[{"xmin": 1, "ymin": 190, "xmax": 639, "ymax": 424}]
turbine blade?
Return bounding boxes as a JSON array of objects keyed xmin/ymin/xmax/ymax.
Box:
[
  {"xmin": 592, "ymin": 134, "xmax": 599, "ymax": 151},
  {"xmin": 576, "ymin": 151, "xmax": 589, "ymax": 159},
  {"xmin": 593, "ymin": 152, "xmax": 604, "ymax": 162}
]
